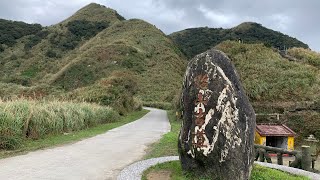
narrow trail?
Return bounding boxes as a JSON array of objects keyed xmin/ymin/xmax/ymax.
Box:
[{"xmin": 0, "ymin": 108, "xmax": 170, "ymax": 180}]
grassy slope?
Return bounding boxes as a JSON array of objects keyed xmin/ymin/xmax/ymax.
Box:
[
  {"xmin": 215, "ymin": 41, "xmax": 320, "ymax": 143},
  {"xmin": 215, "ymin": 41, "xmax": 319, "ymax": 102},
  {"xmin": 0, "ymin": 108, "xmax": 148, "ymax": 159},
  {"xmin": 287, "ymin": 47, "xmax": 320, "ymax": 68}
]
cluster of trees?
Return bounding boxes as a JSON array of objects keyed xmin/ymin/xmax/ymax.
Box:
[
  {"xmin": 170, "ymin": 23, "xmax": 309, "ymax": 59},
  {"xmin": 24, "ymin": 30, "xmax": 49, "ymax": 50},
  {"xmin": 67, "ymin": 20, "xmax": 109, "ymax": 38},
  {"xmin": 0, "ymin": 19, "xmax": 42, "ymax": 49}
]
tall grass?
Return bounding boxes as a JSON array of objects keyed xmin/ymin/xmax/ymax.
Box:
[
  {"xmin": 287, "ymin": 47, "xmax": 320, "ymax": 68},
  {"xmin": 0, "ymin": 99, "xmax": 119, "ymax": 150}
]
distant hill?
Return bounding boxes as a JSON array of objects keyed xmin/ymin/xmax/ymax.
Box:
[
  {"xmin": 0, "ymin": 3, "xmax": 186, "ymax": 112},
  {"xmin": 170, "ymin": 22, "xmax": 309, "ymax": 59}
]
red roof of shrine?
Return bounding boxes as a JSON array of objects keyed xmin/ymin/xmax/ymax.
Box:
[{"xmin": 256, "ymin": 124, "xmax": 296, "ymax": 136}]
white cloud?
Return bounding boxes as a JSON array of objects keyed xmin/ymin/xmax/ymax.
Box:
[{"xmin": 198, "ymin": 5, "xmax": 235, "ymax": 27}]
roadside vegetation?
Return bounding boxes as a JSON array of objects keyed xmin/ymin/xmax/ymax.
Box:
[
  {"xmin": 0, "ymin": 99, "xmax": 120, "ymax": 150},
  {"xmin": 0, "ymin": 99, "xmax": 148, "ymax": 158}
]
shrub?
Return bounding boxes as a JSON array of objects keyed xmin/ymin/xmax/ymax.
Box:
[
  {"xmin": 142, "ymin": 101, "xmax": 173, "ymax": 110},
  {"xmin": 0, "ymin": 44, "xmax": 4, "ymax": 52},
  {"xmin": 45, "ymin": 49, "xmax": 59, "ymax": 58},
  {"xmin": 24, "ymin": 30, "xmax": 49, "ymax": 50},
  {"xmin": 67, "ymin": 20, "xmax": 109, "ymax": 38}
]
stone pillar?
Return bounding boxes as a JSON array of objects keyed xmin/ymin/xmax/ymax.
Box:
[
  {"xmin": 178, "ymin": 49, "xmax": 256, "ymax": 180},
  {"xmin": 301, "ymin": 145, "xmax": 312, "ymax": 171},
  {"xmin": 277, "ymin": 153, "xmax": 283, "ymax": 165}
]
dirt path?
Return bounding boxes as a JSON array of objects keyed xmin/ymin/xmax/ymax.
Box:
[{"xmin": 0, "ymin": 108, "xmax": 170, "ymax": 180}]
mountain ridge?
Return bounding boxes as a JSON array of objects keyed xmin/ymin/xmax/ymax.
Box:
[{"xmin": 170, "ymin": 22, "xmax": 309, "ymax": 59}]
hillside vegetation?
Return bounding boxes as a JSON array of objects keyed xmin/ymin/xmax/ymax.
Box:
[
  {"xmin": 0, "ymin": 3, "xmax": 186, "ymax": 108},
  {"xmin": 215, "ymin": 41, "xmax": 320, "ymax": 143},
  {"xmin": 215, "ymin": 41, "xmax": 319, "ymax": 102},
  {"xmin": 170, "ymin": 22, "xmax": 308, "ymax": 59},
  {"xmin": 287, "ymin": 47, "xmax": 320, "ymax": 68}
]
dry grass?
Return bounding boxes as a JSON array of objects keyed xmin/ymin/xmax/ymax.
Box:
[
  {"xmin": 287, "ymin": 47, "xmax": 320, "ymax": 68},
  {"xmin": 0, "ymin": 99, "xmax": 119, "ymax": 150}
]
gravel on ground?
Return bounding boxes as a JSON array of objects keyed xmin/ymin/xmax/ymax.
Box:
[{"xmin": 118, "ymin": 156, "xmax": 320, "ymax": 180}]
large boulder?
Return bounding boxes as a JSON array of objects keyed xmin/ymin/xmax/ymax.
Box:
[{"xmin": 178, "ymin": 49, "xmax": 256, "ymax": 179}]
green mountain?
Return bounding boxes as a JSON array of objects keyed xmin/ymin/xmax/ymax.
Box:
[
  {"xmin": 0, "ymin": 3, "xmax": 186, "ymax": 113},
  {"xmin": 170, "ymin": 22, "xmax": 309, "ymax": 59}
]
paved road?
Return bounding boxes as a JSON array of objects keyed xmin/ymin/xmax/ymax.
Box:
[{"xmin": 0, "ymin": 108, "xmax": 170, "ymax": 180}]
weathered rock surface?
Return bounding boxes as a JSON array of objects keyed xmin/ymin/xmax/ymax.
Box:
[{"xmin": 178, "ymin": 49, "xmax": 256, "ymax": 179}]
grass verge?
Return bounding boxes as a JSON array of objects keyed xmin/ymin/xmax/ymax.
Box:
[
  {"xmin": 142, "ymin": 161, "xmax": 309, "ymax": 180},
  {"xmin": 0, "ymin": 109, "xmax": 148, "ymax": 159}
]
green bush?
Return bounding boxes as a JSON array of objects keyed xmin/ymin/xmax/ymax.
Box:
[
  {"xmin": 67, "ymin": 20, "xmax": 109, "ymax": 38},
  {"xmin": 142, "ymin": 101, "xmax": 173, "ymax": 110},
  {"xmin": 0, "ymin": 44, "xmax": 4, "ymax": 52},
  {"xmin": 45, "ymin": 49, "xmax": 59, "ymax": 58},
  {"xmin": 24, "ymin": 30, "xmax": 49, "ymax": 50}
]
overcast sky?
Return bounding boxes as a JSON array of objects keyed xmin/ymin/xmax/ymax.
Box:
[{"xmin": 0, "ymin": 0, "xmax": 319, "ymax": 51}]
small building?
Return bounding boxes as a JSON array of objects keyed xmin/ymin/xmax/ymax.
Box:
[{"xmin": 255, "ymin": 124, "xmax": 296, "ymax": 150}]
